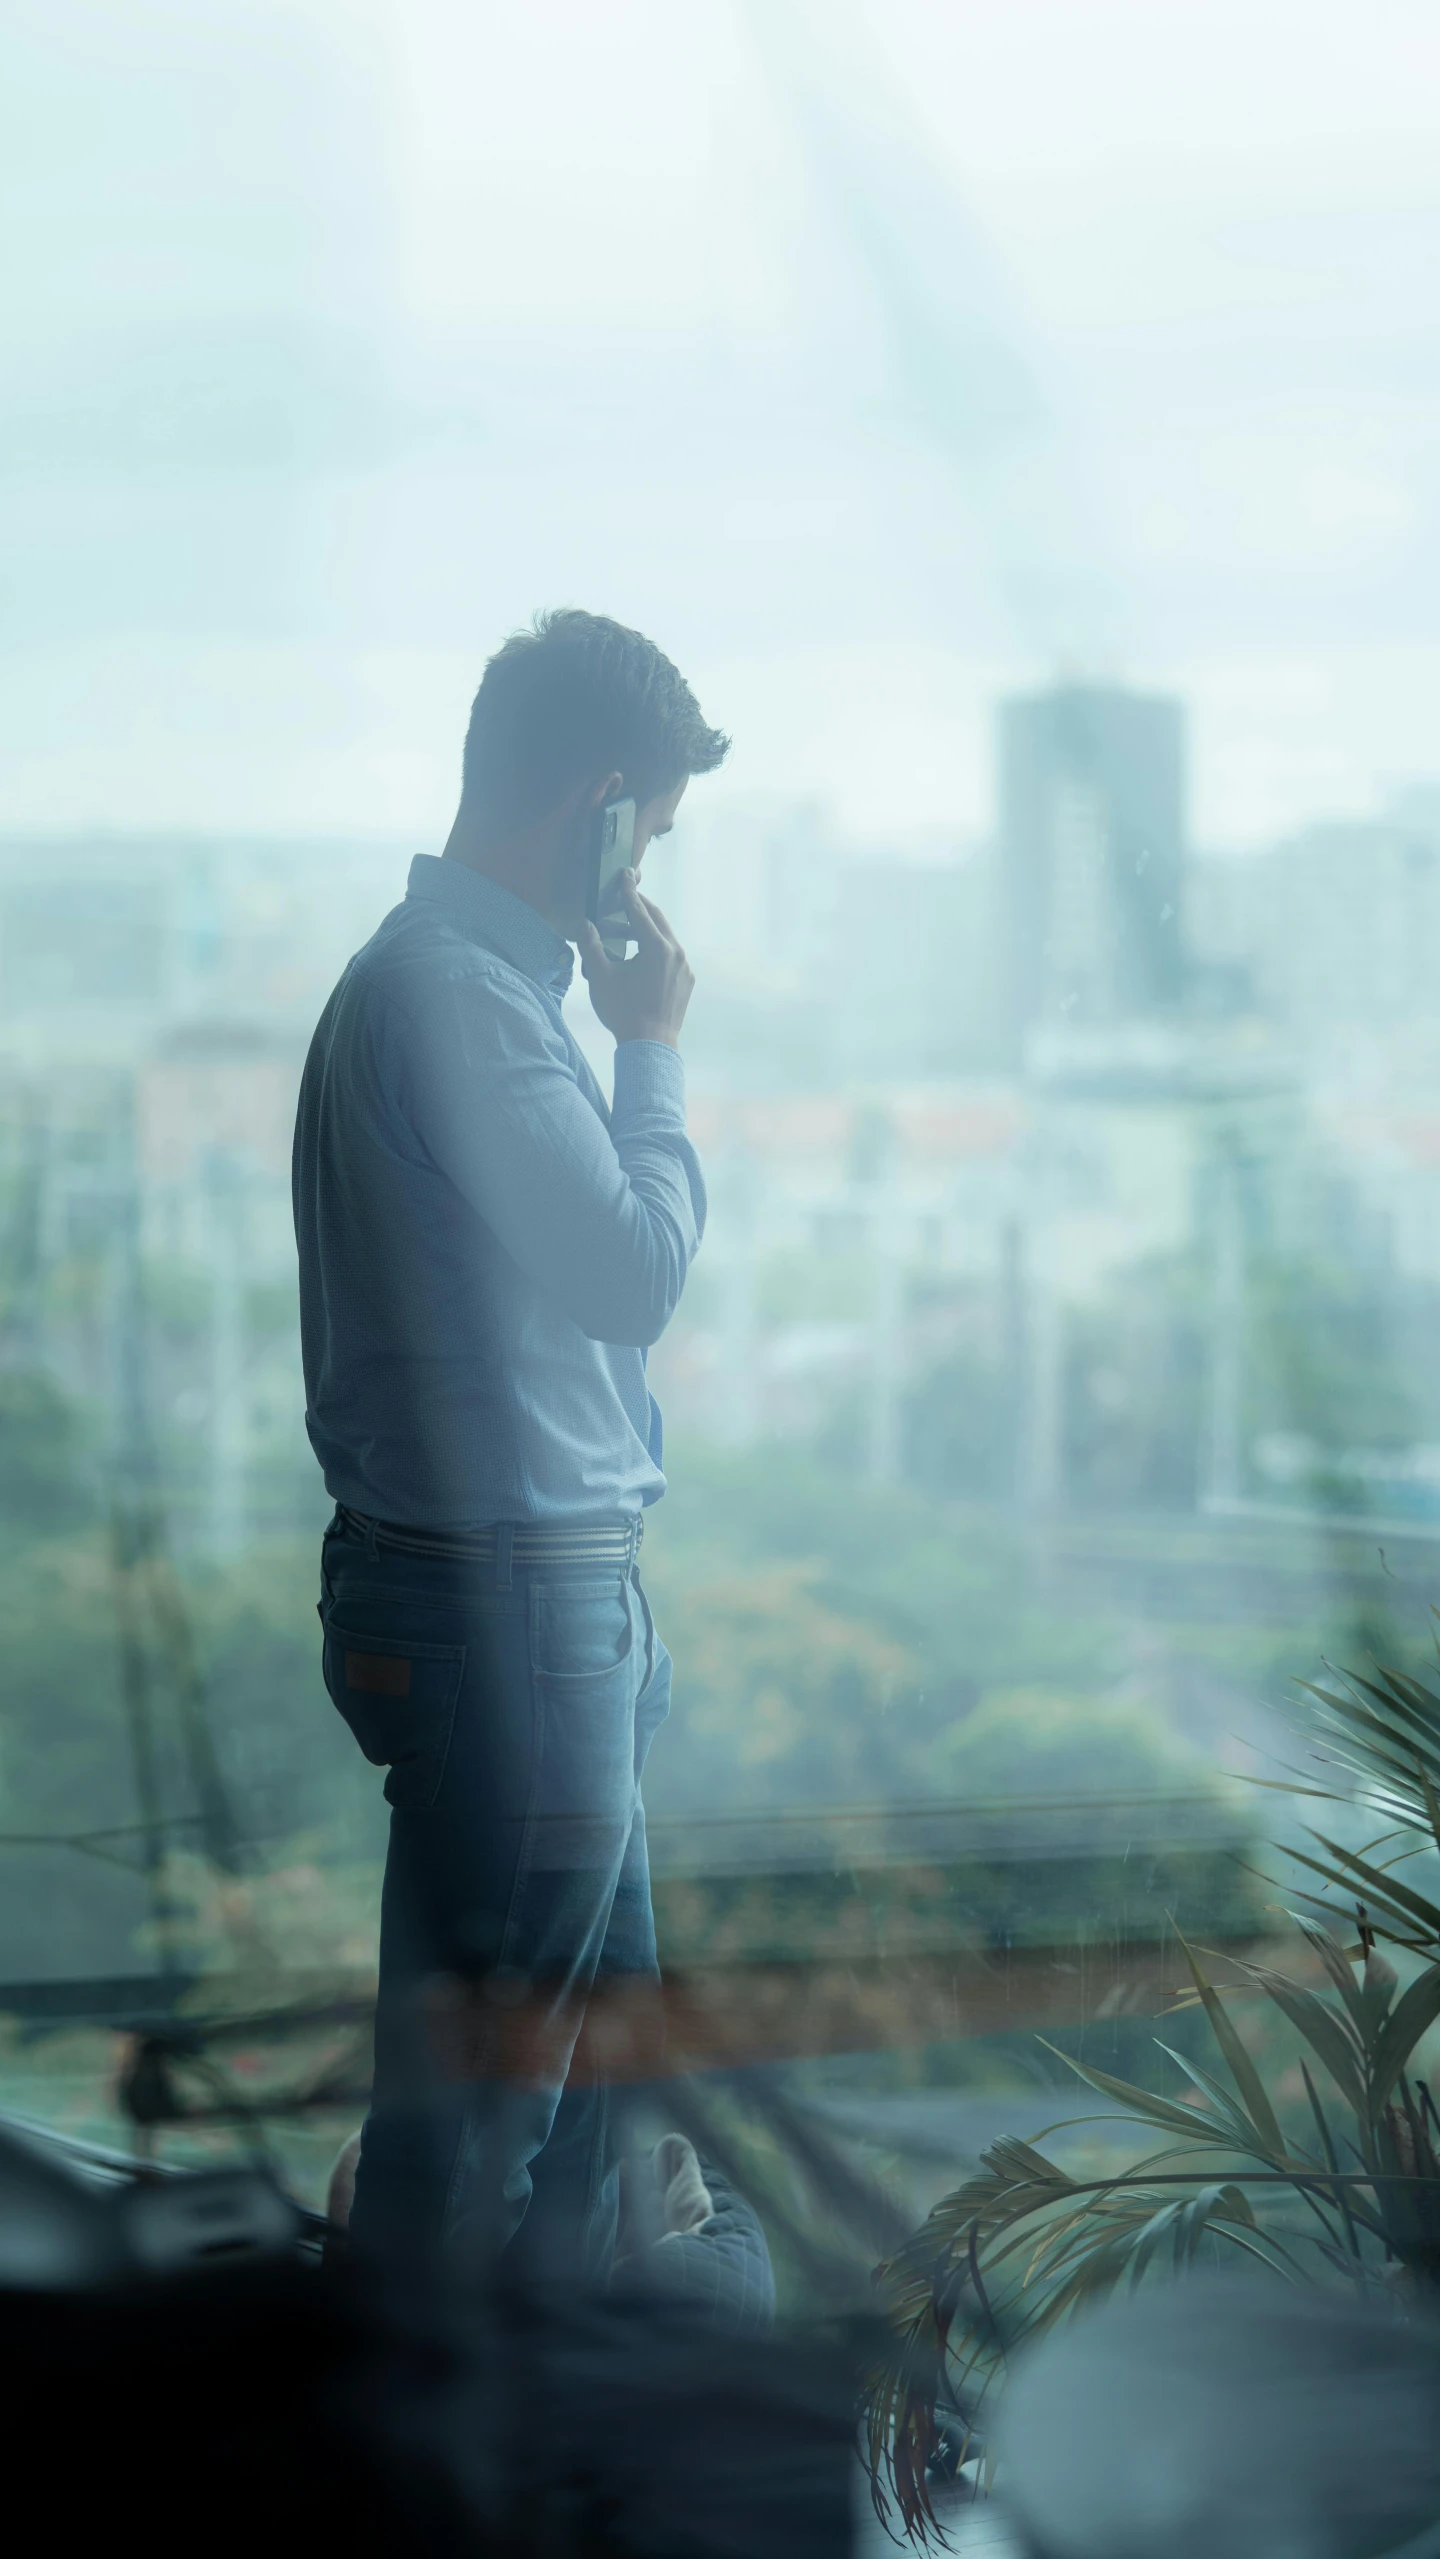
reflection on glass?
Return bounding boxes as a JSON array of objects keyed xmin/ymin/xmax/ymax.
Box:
[{"xmin": 3, "ymin": 4, "xmax": 1440, "ymax": 2547}]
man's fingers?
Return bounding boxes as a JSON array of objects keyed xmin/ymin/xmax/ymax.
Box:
[
  {"xmin": 638, "ymin": 891, "xmax": 685, "ymax": 963},
  {"xmin": 618, "ymin": 871, "xmax": 662, "ymax": 938},
  {"xmin": 621, "ymin": 875, "xmax": 677, "ymax": 949},
  {"xmin": 578, "ymin": 921, "xmax": 613, "ymax": 978},
  {"xmin": 636, "ymin": 889, "xmax": 673, "ymax": 936}
]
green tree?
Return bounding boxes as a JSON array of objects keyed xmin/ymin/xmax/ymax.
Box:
[{"xmin": 0, "ymin": 1366, "xmax": 96, "ymax": 1534}]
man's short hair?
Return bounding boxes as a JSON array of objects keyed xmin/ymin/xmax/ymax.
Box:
[{"xmin": 461, "ymin": 609, "xmax": 730, "ymax": 826}]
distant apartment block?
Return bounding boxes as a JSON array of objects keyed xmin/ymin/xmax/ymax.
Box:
[
  {"xmin": 996, "ymin": 684, "xmax": 1187, "ymax": 1057},
  {"xmin": 0, "ymin": 836, "xmax": 405, "ymax": 1065},
  {"xmin": 1189, "ymin": 812, "xmax": 1440, "ymax": 1048}
]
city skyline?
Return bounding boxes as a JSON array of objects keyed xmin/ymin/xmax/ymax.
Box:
[{"xmin": 3, "ymin": 2, "xmax": 1439, "ymax": 849}]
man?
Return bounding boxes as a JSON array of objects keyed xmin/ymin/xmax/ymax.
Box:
[{"xmin": 293, "ymin": 608, "xmax": 728, "ymax": 2277}]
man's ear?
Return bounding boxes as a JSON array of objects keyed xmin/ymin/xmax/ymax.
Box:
[{"xmin": 587, "ymin": 769, "xmax": 624, "ymax": 809}]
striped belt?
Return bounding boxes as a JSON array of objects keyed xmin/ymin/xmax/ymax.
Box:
[{"xmin": 335, "ymin": 1505, "xmax": 642, "ymax": 1568}]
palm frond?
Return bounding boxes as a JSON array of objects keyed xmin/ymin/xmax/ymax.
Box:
[
  {"xmin": 1219, "ymin": 1948, "xmax": 1367, "ymax": 2119},
  {"xmin": 1279, "ymin": 1658, "xmax": 1440, "ymax": 1881},
  {"xmin": 1174, "ymin": 1926, "xmax": 1286, "ymax": 2153},
  {"xmin": 1287, "ymin": 1833, "xmax": 1440, "ymax": 1953},
  {"xmin": 865, "ymin": 1629, "xmax": 1440, "ymax": 2540}
]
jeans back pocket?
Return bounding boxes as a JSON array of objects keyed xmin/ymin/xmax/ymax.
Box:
[{"xmin": 321, "ymin": 1615, "xmax": 465, "ymax": 1809}]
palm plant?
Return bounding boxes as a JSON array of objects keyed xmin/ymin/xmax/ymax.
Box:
[{"xmin": 865, "ymin": 1632, "xmax": 1440, "ymax": 2544}]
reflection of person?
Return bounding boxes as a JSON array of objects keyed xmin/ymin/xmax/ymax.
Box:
[{"xmin": 293, "ymin": 609, "xmax": 728, "ymax": 2276}]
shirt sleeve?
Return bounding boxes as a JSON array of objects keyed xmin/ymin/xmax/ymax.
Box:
[{"xmin": 389, "ymin": 962, "xmax": 706, "ymax": 1347}]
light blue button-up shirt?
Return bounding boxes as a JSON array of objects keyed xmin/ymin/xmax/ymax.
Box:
[{"xmin": 292, "ymin": 855, "xmax": 706, "ymax": 1526}]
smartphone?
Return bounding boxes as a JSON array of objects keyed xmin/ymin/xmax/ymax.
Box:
[{"xmin": 584, "ymin": 796, "xmax": 637, "ymax": 961}]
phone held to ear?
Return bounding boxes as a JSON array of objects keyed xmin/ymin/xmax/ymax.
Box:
[{"xmin": 585, "ymin": 796, "xmax": 637, "ymax": 962}]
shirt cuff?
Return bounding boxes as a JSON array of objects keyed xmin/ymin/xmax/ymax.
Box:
[{"xmin": 612, "ymin": 1036, "xmax": 687, "ymax": 1125}]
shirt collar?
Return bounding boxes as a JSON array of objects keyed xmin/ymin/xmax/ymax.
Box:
[{"xmin": 405, "ymin": 856, "xmax": 575, "ymax": 998}]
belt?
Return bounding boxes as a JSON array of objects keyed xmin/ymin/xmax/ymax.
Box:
[{"xmin": 336, "ymin": 1505, "xmax": 642, "ymax": 1567}]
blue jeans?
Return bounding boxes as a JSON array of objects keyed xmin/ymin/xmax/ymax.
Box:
[{"xmin": 319, "ymin": 1510, "xmax": 670, "ymax": 2276}]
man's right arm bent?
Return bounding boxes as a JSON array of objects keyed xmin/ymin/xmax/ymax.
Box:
[{"xmin": 389, "ymin": 968, "xmax": 706, "ymax": 1350}]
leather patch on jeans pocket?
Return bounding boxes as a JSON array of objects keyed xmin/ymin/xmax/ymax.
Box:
[
  {"xmin": 323, "ymin": 1621, "xmax": 464, "ymax": 1809},
  {"xmin": 346, "ymin": 1650, "xmax": 411, "ymax": 1698}
]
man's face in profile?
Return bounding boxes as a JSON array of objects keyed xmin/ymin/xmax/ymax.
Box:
[
  {"xmin": 551, "ymin": 774, "xmax": 688, "ymax": 940},
  {"xmin": 631, "ymin": 776, "xmax": 688, "ymax": 881}
]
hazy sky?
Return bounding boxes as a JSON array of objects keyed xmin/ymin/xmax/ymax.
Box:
[{"xmin": 4, "ymin": 0, "xmax": 1439, "ymax": 848}]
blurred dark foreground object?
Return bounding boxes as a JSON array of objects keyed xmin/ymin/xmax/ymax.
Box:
[
  {"xmin": 996, "ymin": 2272, "xmax": 1440, "ymax": 2559},
  {"xmin": 0, "ymin": 2123, "xmax": 856, "ymax": 2557}
]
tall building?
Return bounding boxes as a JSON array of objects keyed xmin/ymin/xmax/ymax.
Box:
[
  {"xmin": 996, "ymin": 684, "xmax": 1187, "ymax": 1057},
  {"xmin": 1189, "ymin": 813, "xmax": 1440, "ymax": 1054}
]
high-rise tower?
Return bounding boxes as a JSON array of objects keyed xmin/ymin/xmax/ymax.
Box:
[{"xmin": 996, "ymin": 684, "xmax": 1186, "ymax": 1057}]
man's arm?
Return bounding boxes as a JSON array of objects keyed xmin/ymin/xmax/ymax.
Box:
[{"xmin": 392, "ymin": 962, "xmax": 705, "ymax": 1349}]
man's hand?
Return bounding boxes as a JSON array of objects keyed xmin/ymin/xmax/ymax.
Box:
[{"xmin": 579, "ymin": 872, "xmax": 695, "ymax": 1049}]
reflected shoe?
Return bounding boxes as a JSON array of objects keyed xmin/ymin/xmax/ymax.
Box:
[
  {"xmin": 612, "ymin": 2144, "xmax": 775, "ymax": 2338},
  {"xmin": 326, "ymin": 2131, "xmax": 363, "ymax": 2231},
  {"xmin": 615, "ymin": 2134, "xmax": 715, "ymax": 2267},
  {"xmin": 654, "ymin": 2134, "xmax": 715, "ymax": 2240}
]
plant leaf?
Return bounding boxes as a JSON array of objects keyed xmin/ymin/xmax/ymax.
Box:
[
  {"xmin": 1370, "ymin": 1964, "xmax": 1440, "ymax": 2111},
  {"xmin": 1150, "ymin": 2042, "xmax": 1288, "ymax": 2157},
  {"xmin": 1174, "ymin": 1929, "xmax": 1286, "ymax": 2156},
  {"xmin": 1306, "ymin": 1831, "xmax": 1440, "ymax": 1937},
  {"xmin": 1036, "ymin": 2043, "xmax": 1239, "ymax": 2147},
  {"xmin": 1225, "ymin": 1950, "xmax": 1368, "ymax": 2117},
  {"xmin": 1281, "ymin": 1853, "xmax": 1437, "ymax": 1954}
]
